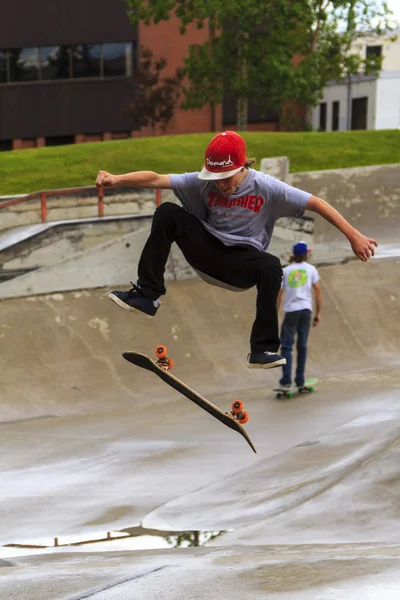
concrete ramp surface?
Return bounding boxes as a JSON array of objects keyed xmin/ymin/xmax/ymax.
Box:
[{"xmin": 0, "ymin": 257, "xmax": 399, "ymax": 599}]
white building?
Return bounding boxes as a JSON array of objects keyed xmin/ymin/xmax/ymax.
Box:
[{"xmin": 310, "ymin": 30, "xmax": 400, "ymax": 131}]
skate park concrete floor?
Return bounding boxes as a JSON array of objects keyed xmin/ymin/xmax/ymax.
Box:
[{"xmin": 0, "ymin": 257, "xmax": 400, "ymax": 599}]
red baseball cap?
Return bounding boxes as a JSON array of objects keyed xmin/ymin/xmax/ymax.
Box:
[{"xmin": 198, "ymin": 131, "xmax": 247, "ymax": 180}]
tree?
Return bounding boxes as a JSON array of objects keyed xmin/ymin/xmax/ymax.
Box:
[
  {"xmin": 125, "ymin": 0, "xmax": 397, "ymax": 131},
  {"xmin": 125, "ymin": 0, "xmax": 310, "ymax": 130},
  {"xmin": 299, "ymin": 0, "xmax": 398, "ymax": 129},
  {"xmin": 122, "ymin": 46, "xmax": 183, "ymax": 135}
]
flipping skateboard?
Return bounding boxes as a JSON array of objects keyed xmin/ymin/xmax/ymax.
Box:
[
  {"xmin": 274, "ymin": 378, "xmax": 318, "ymax": 399},
  {"xmin": 123, "ymin": 345, "xmax": 257, "ymax": 453}
]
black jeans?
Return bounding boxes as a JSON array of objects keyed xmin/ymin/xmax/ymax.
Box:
[
  {"xmin": 279, "ymin": 309, "xmax": 312, "ymax": 387},
  {"xmin": 138, "ymin": 203, "xmax": 283, "ymax": 352}
]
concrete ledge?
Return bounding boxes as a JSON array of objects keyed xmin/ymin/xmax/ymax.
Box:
[
  {"xmin": 291, "ymin": 164, "xmax": 400, "ymax": 243},
  {"xmin": 260, "ymin": 156, "xmax": 290, "ymax": 181},
  {"xmin": 0, "ymin": 222, "xmax": 199, "ymax": 299}
]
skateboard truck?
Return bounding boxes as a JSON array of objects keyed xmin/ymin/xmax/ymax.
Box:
[
  {"xmin": 229, "ymin": 400, "xmax": 249, "ymax": 425},
  {"xmin": 155, "ymin": 345, "xmax": 174, "ymax": 371},
  {"xmin": 155, "ymin": 346, "xmax": 249, "ymax": 425}
]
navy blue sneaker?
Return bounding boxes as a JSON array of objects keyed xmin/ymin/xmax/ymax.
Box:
[
  {"xmin": 248, "ymin": 351, "xmax": 286, "ymax": 369},
  {"xmin": 108, "ymin": 283, "xmax": 160, "ymax": 319}
]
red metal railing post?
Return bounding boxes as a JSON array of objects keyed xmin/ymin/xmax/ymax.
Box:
[
  {"xmin": 0, "ymin": 185, "xmax": 118, "ymax": 221},
  {"xmin": 156, "ymin": 189, "xmax": 161, "ymax": 207},
  {"xmin": 98, "ymin": 186, "xmax": 104, "ymax": 217},
  {"xmin": 41, "ymin": 192, "xmax": 47, "ymax": 222}
]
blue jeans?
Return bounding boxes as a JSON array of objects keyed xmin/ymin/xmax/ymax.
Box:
[{"xmin": 279, "ymin": 309, "xmax": 312, "ymax": 387}]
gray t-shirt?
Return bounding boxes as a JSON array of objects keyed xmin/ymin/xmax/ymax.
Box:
[{"xmin": 169, "ymin": 169, "xmax": 311, "ymax": 252}]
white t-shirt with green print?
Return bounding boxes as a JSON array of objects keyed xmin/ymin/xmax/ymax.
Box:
[{"xmin": 281, "ymin": 261, "xmax": 320, "ymax": 313}]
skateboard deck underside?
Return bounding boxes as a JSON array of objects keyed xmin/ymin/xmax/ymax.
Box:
[{"xmin": 123, "ymin": 351, "xmax": 257, "ymax": 453}]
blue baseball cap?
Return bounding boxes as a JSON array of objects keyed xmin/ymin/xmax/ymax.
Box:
[{"xmin": 293, "ymin": 241, "xmax": 310, "ymax": 256}]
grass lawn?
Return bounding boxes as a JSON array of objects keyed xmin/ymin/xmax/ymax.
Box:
[{"xmin": 0, "ymin": 129, "xmax": 399, "ymax": 195}]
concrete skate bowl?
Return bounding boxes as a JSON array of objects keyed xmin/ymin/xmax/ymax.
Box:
[
  {"xmin": 1, "ymin": 256, "xmax": 400, "ymax": 600},
  {"xmin": 292, "ymin": 164, "xmax": 400, "ymax": 245},
  {"xmin": 0, "ymin": 215, "xmax": 152, "ymax": 282},
  {"xmin": 0, "ymin": 256, "xmax": 398, "ymax": 424}
]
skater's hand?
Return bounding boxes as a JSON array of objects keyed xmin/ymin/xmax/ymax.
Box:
[
  {"xmin": 96, "ymin": 170, "xmax": 117, "ymax": 189},
  {"xmin": 313, "ymin": 314, "xmax": 320, "ymax": 327},
  {"xmin": 350, "ymin": 233, "xmax": 377, "ymax": 262}
]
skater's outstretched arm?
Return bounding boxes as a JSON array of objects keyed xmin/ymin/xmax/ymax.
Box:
[
  {"xmin": 96, "ymin": 170, "xmax": 172, "ymax": 189},
  {"xmin": 312, "ymin": 281, "xmax": 322, "ymax": 327},
  {"xmin": 306, "ymin": 196, "xmax": 377, "ymax": 262}
]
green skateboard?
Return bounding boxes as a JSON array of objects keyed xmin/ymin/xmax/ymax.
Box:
[{"xmin": 273, "ymin": 378, "xmax": 318, "ymax": 399}]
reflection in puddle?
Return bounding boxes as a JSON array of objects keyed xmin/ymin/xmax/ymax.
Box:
[
  {"xmin": 165, "ymin": 530, "xmax": 227, "ymax": 547},
  {"xmin": 1, "ymin": 526, "xmax": 228, "ymax": 558}
]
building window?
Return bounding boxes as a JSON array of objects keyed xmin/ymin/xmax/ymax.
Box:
[
  {"xmin": 71, "ymin": 44, "xmax": 101, "ymax": 78},
  {"xmin": 45, "ymin": 135, "xmax": 75, "ymax": 147},
  {"xmin": 351, "ymin": 97, "xmax": 368, "ymax": 130},
  {"xmin": 40, "ymin": 46, "xmax": 71, "ymax": 80},
  {"xmin": 0, "ymin": 42, "xmax": 134, "ymax": 84},
  {"xmin": 222, "ymin": 97, "xmax": 279, "ymax": 125},
  {"xmin": 365, "ymin": 44, "xmax": 382, "ymax": 75},
  {"xmin": 332, "ymin": 101, "xmax": 339, "ymax": 131},
  {"xmin": 9, "ymin": 47, "xmax": 39, "ymax": 82},
  {"xmin": 0, "ymin": 50, "xmax": 7, "ymax": 83},
  {"xmin": 319, "ymin": 102, "xmax": 327, "ymax": 131},
  {"xmin": 366, "ymin": 45, "xmax": 382, "ymax": 59},
  {"xmin": 103, "ymin": 43, "xmax": 132, "ymax": 77},
  {"xmin": 0, "ymin": 139, "xmax": 12, "ymax": 151}
]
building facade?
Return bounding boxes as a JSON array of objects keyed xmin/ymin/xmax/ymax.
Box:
[
  {"xmin": 0, "ymin": 1, "xmax": 279, "ymax": 151},
  {"xmin": 0, "ymin": 0, "xmax": 141, "ymax": 150},
  {"xmin": 311, "ymin": 31, "xmax": 400, "ymax": 132}
]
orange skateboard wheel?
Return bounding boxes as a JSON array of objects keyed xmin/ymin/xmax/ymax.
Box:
[
  {"xmin": 155, "ymin": 345, "xmax": 167, "ymax": 359},
  {"xmin": 239, "ymin": 411, "xmax": 249, "ymax": 425},
  {"xmin": 167, "ymin": 358, "xmax": 174, "ymax": 370},
  {"xmin": 232, "ymin": 400, "xmax": 244, "ymax": 414}
]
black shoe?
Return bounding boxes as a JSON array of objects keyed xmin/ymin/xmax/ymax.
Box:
[
  {"xmin": 108, "ymin": 283, "xmax": 160, "ymax": 319},
  {"xmin": 248, "ymin": 351, "xmax": 286, "ymax": 369}
]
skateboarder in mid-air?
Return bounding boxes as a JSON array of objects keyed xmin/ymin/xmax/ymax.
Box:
[
  {"xmin": 276, "ymin": 242, "xmax": 321, "ymax": 391},
  {"xmin": 95, "ymin": 131, "xmax": 377, "ymax": 369}
]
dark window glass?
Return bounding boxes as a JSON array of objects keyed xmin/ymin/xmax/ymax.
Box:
[
  {"xmin": 103, "ymin": 42, "xmax": 131, "ymax": 77},
  {"xmin": 45, "ymin": 135, "xmax": 74, "ymax": 146},
  {"xmin": 0, "ymin": 50, "xmax": 7, "ymax": 83},
  {"xmin": 223, "ymin": 96, "xmax": 279, "ymax": 125},
  {"xmin": 332, "ymin": 101, "xmax": 339, "ymax": 131},
  {"xmin": 40, "ymin": 46, "xmax": 71, "ymax": 80},
  {"xmin": 365, "ymin": 45, "xmax": 382, "ymax": 75},
  {"xmin": 351, "ymin": 97, "xmax": 368, "ymax": 130},
  {"xmin": 9, "ymin": 47, "xmax": 39, "ymax": 82},
  {"xmin": 0, "ymin": 139, "xmax": 12, "ymax": 151},
  {"xmin": 366, "ymin": 45, "xmax": 382, "ymax": 59},
  {"xmin": 319, "ymin": 102, "xmax": 327, "ymax": 131},
  {"xmin": 71, "ymin": 44, "xmax": 101, "ymax": 78}
]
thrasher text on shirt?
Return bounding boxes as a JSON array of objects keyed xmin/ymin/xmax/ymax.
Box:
[{"xmin": 208, "ymin": 192, "xmax": 265, "ymax": 213}]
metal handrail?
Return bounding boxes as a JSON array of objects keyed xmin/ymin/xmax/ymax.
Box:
[{"xmin": 0, "ymin": 186, "xmax": 161, "ymax": 223}]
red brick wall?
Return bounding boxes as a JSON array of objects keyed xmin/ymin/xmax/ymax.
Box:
[
  {"xmin": 138, "ymin": 16, "xmax": 222, "ymax": 136},
  {"xmin": 13, "ymin": 139, "xmax": 36, "ymax": 150},
  {"xmin": 137, "ymin": 17, "xmax": 286, "ymax": 136}
]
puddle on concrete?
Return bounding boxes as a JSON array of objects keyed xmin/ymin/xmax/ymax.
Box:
[{"xmin": 0, "ymin": 526, "xmax": 228, "ymax": 558}]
